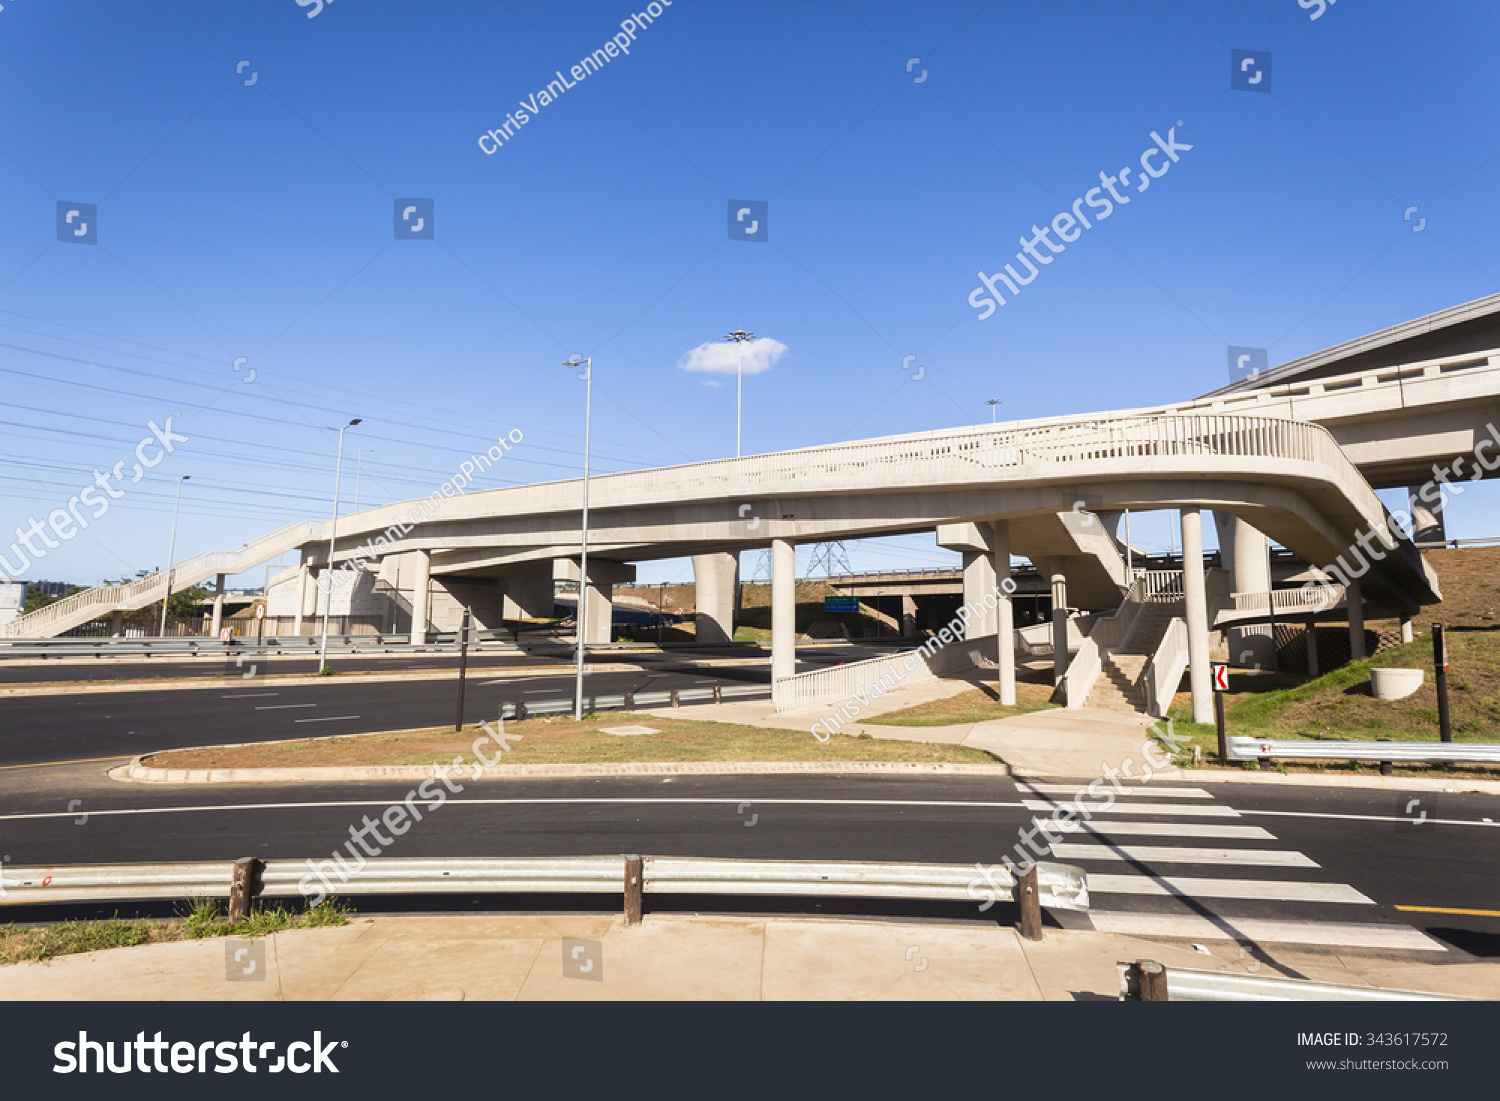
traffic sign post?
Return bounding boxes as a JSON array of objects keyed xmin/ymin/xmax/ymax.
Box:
[
  {"xmin": 1211, "ymin": 663, "xmax": 1229, "ymax": 763},
  {"xmin": 1433, "ymin": 623, "xmax": 1452, "ymax": 743},
  {"xmin": 255, "ymin": 602, "xmax": 265, "ymax": 644}
]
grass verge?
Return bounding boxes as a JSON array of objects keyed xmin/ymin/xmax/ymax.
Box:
[{"xmin": 0, "ymin": 899, "xmax": 351, "ymax": 966}]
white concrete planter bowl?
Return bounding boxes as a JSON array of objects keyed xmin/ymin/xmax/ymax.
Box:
[{"xmin": 1370, "ymin": 667, "xmax": 1424, "ymax": 700}]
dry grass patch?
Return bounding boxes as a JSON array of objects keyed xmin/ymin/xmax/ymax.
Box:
[
  {"xmin": 865, "ymin": 681, "xmax": 1059, "ymax": 727},
  {"xmin": 142, "ymin": 714, "xmax": 998, "ymax": 770}
]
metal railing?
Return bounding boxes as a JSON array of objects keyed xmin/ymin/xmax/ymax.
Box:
[
  {"xmin": 1228, "ymin": 586, "xmax": 1346, "ymax": 616},
  {"xmin": 1118, "ymin": 961, "xmax": 1473, "ymax": 1002},
  {"xmin": 500, "ymin": 683, "xmax": 769, "ymax": 719},
  {"xmin": 0, "ymin": 855, "xmax": 1089, "ymax": 913},
  {"xmin": 1226, "ymin": 737, "xmax": 1500, "ymax": 764}
]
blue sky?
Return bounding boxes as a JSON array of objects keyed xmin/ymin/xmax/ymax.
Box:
[{"xmin": 2, "ymin": 0, "xmax": 1498, "ymax": 589}]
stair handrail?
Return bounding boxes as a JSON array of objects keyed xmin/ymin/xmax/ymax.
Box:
[{"xmin": 1143, "ymin": 617, "xmax": 1190, "ymax": 718}]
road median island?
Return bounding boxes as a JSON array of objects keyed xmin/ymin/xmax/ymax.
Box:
[{"xmin": 118, "ymin": 713, "xmax": 1005, "ymax": 783}]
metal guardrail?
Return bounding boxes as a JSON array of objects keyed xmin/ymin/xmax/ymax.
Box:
[
  {"xmin": 1118, "ymin": 961, "xmax": 1474, "ymax": 1002},
  {"xmin": 1226, "ymin": 736, "xmax": 1500, "ymax": 764},
  {"xmin": 645, "ymin": 856, "xmax": 1088, "ymax": 910},
  {"xmin": 498, "ymin": 683, "xmax": 769, "ymax": 719},
  {"xmin": 0, "ymin": 856, "xmax": 1089, "ymax": 914}
]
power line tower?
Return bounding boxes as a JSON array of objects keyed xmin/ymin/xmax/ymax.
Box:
[
  {"xmin": 806, "ymin": 541, "xmax": 852, "ymax": 578},
  {"xmin": 751, "ymin": 548, "xmax": 772, "ymax": 582}
]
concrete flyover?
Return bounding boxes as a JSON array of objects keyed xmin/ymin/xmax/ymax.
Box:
[{"xmin": 2, "ymin": 410, "xmax": 1440, "ymax": 727}]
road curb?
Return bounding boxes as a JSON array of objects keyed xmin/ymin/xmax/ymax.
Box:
[
  {"xmin": 1011, "ymin": 764, "xmax": 1500, "ymax": 794},
  {"xmin": 110, "ymin": 755, "xmax": 1014, "ymax": 784}
]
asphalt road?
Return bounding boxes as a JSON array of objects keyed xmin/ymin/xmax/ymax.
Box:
[
  {"xmin": 1, "ymin": 768, "xmax": 1496, "ymax": 958},
  {"xmin": 0, "ymin": 665, "xmax": 771, "ymax": 767}
]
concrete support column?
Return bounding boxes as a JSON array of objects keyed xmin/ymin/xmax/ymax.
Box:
[
  {"xmin": 1408, "ymin": 486, "xmax": 1446, "ymax": 544},
  {"xmin": 1050, "ymin": 568, "xmax": 1069, "ymax": 687},
  {"xmin": 771, "ymin": 538, "xmax": 796, "ymax": 691},
  {"xmin": 692, "ymin": 551, "xmax": 739, "ymax": 645},
  {"xmin": 993, "ymin": 520, "xmax": 1016, "ymax": 706},
  {"xmin": 409, "ymin": 550, "xmax": 431, "ymax": 645},
  {"xmin": 1400, "ymin": 615, "xmax": 1414, "ymax": 644},
  {"xmin": 209, "ymin": 573, "xmax": 226, "ymax": 638},
  {"xmin": 501, "ymin": 571, "xmax": 554, "ymax": 621},
  {"xmin": 580, "ymin": 576, "xmax": 613, "ymax": 646},
  {"xmin": 1347, "ymin": 578, "xmax": 1366, "ymax": 661},
  {"xmin": 1305, "ymin": 617, "xmax": 1319, "ymax": 678},
  {"xmin": 1181, "ymin": 508, "xmax": 1214, "ymax": 724},
  {"xmin": 109, "ymin": 609, "xmax": 124, "ymax": 638},
  {"xmin": 1214, "ymin": 512, "xmax": 1275, "ymax": 669},
  {"xmin": 900, "ymin": 594, "xmax": 917, "ymax": 636},
  {"xmin": 293, "ymin": 561, "xmax": 310, "ymax": 635},
  {"xmin": 961, "ymin": 551, "xmax": 998, "ymax": 638}
]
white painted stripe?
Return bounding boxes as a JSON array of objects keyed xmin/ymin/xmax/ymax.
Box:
[
  {"xmin": 1079, "ymin": 822, "xmax": 1276, "ymax": 840},
  {"xmin": 1050, "ymin": 843, "xmax": 1318, "ymax": 867},
  {"xmin": 1020, "ymin": 783, "xmax": 1212, "ymax": 799},
  {"xmin": 294, "ymin": 715, "xmax": 362, "ymax": 723},
  {"xmin": 1247, "ymin": 809, "xmax": 1500, "ymax": 829},
  {"xmin": 1023, "ymin": 799, "xmax": 1238, "ymax": 817},
  {"xmin": 1089, "ymin": 911, "xmax": 1443, "ymax": 951},
  {"xmin": 0, "ymin": 797, "xmax": 1030, "ymax": 823},
  {"xmin": 1087, "ymin": 875, "xmax": 1373, "ymax": 904},
  {"xmin": 255, "ymin": 704, "xmax": 316, "ymax": 710}
]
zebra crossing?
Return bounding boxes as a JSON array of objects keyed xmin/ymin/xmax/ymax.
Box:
[{"xmin": 1016, "ymin": 781, "xmax": 1444, "ymax": 952}]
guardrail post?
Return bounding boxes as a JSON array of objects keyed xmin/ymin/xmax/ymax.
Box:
[
  {"xmin": 713, "ymin": 685, "xmax": 722, "ymax": 704},
  {"xmin": 516, "ymin": 700, "xmax": 527, "ymax": 721},
  {"xmin": 1016, "ymin": 865, "xmax": 1043, "ymax": 941},
  {"xmin": 670, "ymin": 689, "xmax": 680, "ymax": 708},
  {"xmin": 624, "ymin": 692, "xmax": 635, "ymax": 710},
  {"xmin": 1139, "ymin": 960, "xmax": 1168, "ymax": 1001},
  {"xmin": 1378, "ymin": 737, "xmax": 1393, "ymax": 776},
  {"xmin": 229, "ymin": 857, "xmax": 262, "ymax": 923},
  {"xmin": 623, "ymin": 854, "xmax": 643, "ymax": 925}
]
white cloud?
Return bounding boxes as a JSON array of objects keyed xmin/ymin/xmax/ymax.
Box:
[{"xmin": 678, "ymin": 336, "xmax": 787, "ymax": 376}]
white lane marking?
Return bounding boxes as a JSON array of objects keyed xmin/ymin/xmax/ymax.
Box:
[
  {"xmin": 255, "ymin": 704, "xmax": 316, "ymax": 710},
  {"xmin": 1089, "ymin": 911, "xmax": 1444, "ymax": 951},
  {"xmin": 1050, "ymin": 843, "xmax": 1318, "ymax": 868},
  {"xmin": 1023, "ymin": 799, "xmax": 1238, "ymax": 817},
  {"xmin": 1079, "ymin": 822, "xmax": 1276, "ymax": 840},
  {"xmin": 1246, "ymin": 809, "xmax": 1500, "ymax": 828},
  {"xmin": 294, "ymin": 715, "xmax": 361, "ymax": 723},
  {"xmin": 221, "ymin": 693, "xmax": 278, "ymax": 699},
  {"xmin": 1019, "ymin": 783, "xmax": 1212, "ymax": 799},
  {"xmin": 1087, "ymin": 875, "xmax": 1374, "ymax": 904},
  {"xmin": 0, "ymin": 797, "xmax": 1029, "ymax": 822}
]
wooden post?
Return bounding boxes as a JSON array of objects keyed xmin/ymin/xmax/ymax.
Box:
[
  {"xmin": 516, "ymin": 700, "xmax": 527, "ymax": 721},
  {"xmin": 713, "ymin": 685, "xmax": 722, "ymax": 704},
  {"xmin": 623, "ymin": 854, "xmax": 643, "ymax": 926},
  {"xmin": 670, "ymin": 689, "xmax": 680, "ymax": 708},
  {"xmin": 228, "ymin": 856, "xmax": 262, "ymax": 923},
  {"xmin": 1139, "ymin": 960, "xmax": 1168, "ymax": 1001},
  {"xmin": 1016, "ymin": 864, "xmax": 1043, "ymax": 941}
]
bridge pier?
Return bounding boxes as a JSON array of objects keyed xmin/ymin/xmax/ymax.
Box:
[
  {"xmin": 209, "ymin": 574, "xmax": 226, "ymax": 638},
  {"xmin": 109, "ymin": 609, "xmax": 124, "ymax": 637},
  {"xmin": 1181, "ymin": 508, "xmax": 1214, "ymax": 724},
  {"xmin": 1347, "ymin": 578, "xmax": 1366, "ymax": 660},
  {"xmin": 409, "ymin": 550, "xmax": 431, "ymax": 645},
  {"xmin": 993, "ymin": 520, "xmax": 1015, "ymax": 706},
  {"xmin": 771, "ymin": 538, "xmax": 796, "ymax": 695},
  {"xmin": 556, "ymin": 558, "xmax": 633, "ymax": 645},
  {"xmin": 1214, "ymin": 513, "xmax": 1276, "ymax": 670},
  {"xmin": 1408, "ymin": 486, "xmax": 1446, "ymax": 543},
  {"xmin": 692, "ymin": 551, "xmax": 739, "ymax": 644},
  {"xmin": 1400, "ymin": 615, "xmax": 1414, "ymax": 644},
  {"xmin": 293, "ymin": 561, "xmax": 310, "ymax": 635},
  {"xmin": 1048, "ymin": 567, "xmax": 1069, "ymax": 687},
  {"xmin": 501, "ymin": 571, "xmax": 553, "ymax": 621}
]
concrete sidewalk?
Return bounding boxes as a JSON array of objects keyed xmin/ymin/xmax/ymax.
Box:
[{"xmin": 1, "ymin": 913, "xmax": 1491, "ymax": 1001}]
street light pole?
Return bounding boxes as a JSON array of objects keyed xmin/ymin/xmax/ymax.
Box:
[
  {"xmin": 158, "ymin": 475, "xmax": 190, "ymax": 637},
  {"xmin": 565, "ymin": 357, "xmax": 593, "ymax": 720},
  {"xmin": 724, "ymin": 330, "xmax": 755, "ymax": 457},
  {"xmin": 318, "ymin": 418, "xmax": 362, "ymax": 674},
  {"xmin": 986, "ymin": 398, "xmax": 1003, "ymax": 423}
]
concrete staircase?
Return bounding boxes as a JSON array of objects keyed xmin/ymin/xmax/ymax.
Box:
[{"xmin": 1085, "ymin": 600, "xmax": 1183, "ymax": 713}]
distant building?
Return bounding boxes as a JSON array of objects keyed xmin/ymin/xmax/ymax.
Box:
[{"xmin": 28, "ymin": 580, "xmax": 71, "ymax": 599}]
